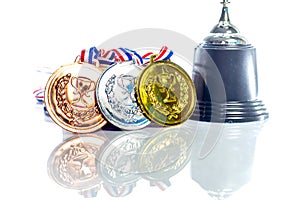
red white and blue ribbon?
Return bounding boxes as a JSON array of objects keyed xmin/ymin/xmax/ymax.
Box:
[
  {"xmin": 79, "ymin": 46, "xmax": 173, "ymax": 67},
  {"xmin": 142, "ymin": 46, "xmax": 173, "ymax": 65},
  {"xmin": 150, "ymin": 180, "xmax": 171, "ymax": 191},
  {"xmin": 80, "ymin": 47, "xmax": 116, "ymax": 67},
  {"xmin": 33, "ymin": 88, "xmax": 45, "ymax": 104},
  {"xmin": 103, "ymin": 183, "xmax": 134, "ymax": 197},
  {"xmin": 33, "ymin": 67, "xmax": 54, "ymax": 104},
  {"xmin": 80, "ymin": 47, "xmax": 145, "ymax": 66}
]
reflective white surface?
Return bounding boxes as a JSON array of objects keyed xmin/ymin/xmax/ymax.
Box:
[
  {"xmin": 1, "ymin": 0, "xmax": 300, "ymax": 199},
  {"xmin": 13, "ymin": 103, "xmax": 297, "ymax": 200}
]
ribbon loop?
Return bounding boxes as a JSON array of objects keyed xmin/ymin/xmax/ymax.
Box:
[{"xmin": 80, "ymin": 46, "xmax": 173, "ymax": 67}]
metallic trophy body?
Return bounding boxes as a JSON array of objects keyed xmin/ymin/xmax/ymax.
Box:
[{"xmin": 192, "ymin": 0, "xmax": 269, "ymax": 123}]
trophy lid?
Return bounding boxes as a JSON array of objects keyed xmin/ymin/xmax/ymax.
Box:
[{"xmin": 203, "ymin": 1, "xmax": 248, "ymax": 46}]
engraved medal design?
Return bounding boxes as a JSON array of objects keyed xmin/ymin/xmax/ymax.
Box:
[
  {"xmin": 138, "ymin": 125, "xmax": 195, "ymax": 181},
  {"xmin": 47, "ymin": 135, "xmax": 106, "ymax": 190},
  {"xmin": 96, "ymin": 61, "xmax": 150, "ymax": 130},
  {"xmin": 136, "ymin": 55, "xmax": 196, "ymax": 126},
  {"xmin": 44, "ymin": 62, "xmax": 107, "ymax": 133},
  {"xmin": 97, "ymin": 130, "xmax": 151, "ymax": 185}
]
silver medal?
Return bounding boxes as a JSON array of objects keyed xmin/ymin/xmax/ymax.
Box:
[{"xmin": 96, "ymin": 61, "xmax": 150, "ymax": 130}]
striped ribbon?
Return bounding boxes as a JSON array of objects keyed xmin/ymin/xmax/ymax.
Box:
[
  {"xmin": 33, "ymin": 88, "xmax": 45, "ymax": 104},
  {"xmin": 33, "ymin": 67, "xmax": 54, "ymax": 104},
  {"xmin": 103, "ymin": 184, "xmax": 134, "ymax": 197},
  {"xmin": 141, "ymin": 46, "xmax": 173, "ymax": 65},
  {"xmin": 150, "ymin": 180, "xmax": 171, "ymax": 191},
  {"xmin": 34, "ymin": 46, "xmax": 173, "ymax": 105},
  {"xmin": 79, "ymin": 46, "xmax": 173, "ymax": 67}
]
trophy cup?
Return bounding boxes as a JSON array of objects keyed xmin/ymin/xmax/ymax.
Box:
[{"xmin": 192, "ymin": 0, "xmax": 269, "ymax": 123}]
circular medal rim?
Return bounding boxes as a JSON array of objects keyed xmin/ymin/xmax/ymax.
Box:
[
  {"xmin": 96, "ymin": 131, "xmax": 151, "ymax": 184},
  {"xmin": 137, "ymin": 126, "xmax": 193, "ymax": 180},
  {"xmin": 44, "ymin": 62, "xmax": 107, "ymax": 134},
  {"xmin": 135, "ymin": 60, "xmax": 196, "ymax": 126},
  {"xmin": 47, "ymin": 135, "xmax": 106, "ymax": 189},
  {"xmin": 96, "ymin": 61, "xmax": 150, "ymax": 130}
]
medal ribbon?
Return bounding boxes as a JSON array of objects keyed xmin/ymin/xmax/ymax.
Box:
[
  {"xmin": 150, "ymin": 180, "xmax": 171, "ymax": 191},
  {"xmin": 142, "ymin": 46, "xmax": 174, "ymax": 65},
  {"xmin": 103, "ymin": 184, "xmax": 133, "ymax": 197},
  {"xmin": 79, "ymin": 46, "xmax": 173, "ymax": 67},
  {"xmin": 33, "ymin": 88, "xmax": 45, "ymax": 104},
  {"xmin": 33, "ymin": 67, "xmax": 54, "ymax": 104}
]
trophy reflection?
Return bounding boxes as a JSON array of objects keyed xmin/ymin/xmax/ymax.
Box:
[{"xmin": 191, "ymin": 122, "xmax": 264, "ymax": 200}]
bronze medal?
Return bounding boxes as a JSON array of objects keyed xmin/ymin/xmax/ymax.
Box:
[{"xmin": 44, "ymin": 62, "xmax": 107, "ymax": 133}]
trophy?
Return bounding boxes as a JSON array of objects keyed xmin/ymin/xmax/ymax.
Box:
[{"xmin": 192, "ymin": 0, "xmax": 269, "ymax": 122}]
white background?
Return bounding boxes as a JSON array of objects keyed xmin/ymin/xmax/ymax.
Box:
[{"xmin": 0, "ymin": 0, "xmax": 299, "ymax": 200}]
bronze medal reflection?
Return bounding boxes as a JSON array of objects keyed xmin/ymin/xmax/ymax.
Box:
[
  {"xmin": 135, "ymin": 55, "xmax": 196, "ymax": 126},
  {"xmin": 47, "ymin": 135, "xmax": 106, "ymax": 190},
  {"xmin": 44, "ymin": 62, "xmax": 107, "ymax": 133}
]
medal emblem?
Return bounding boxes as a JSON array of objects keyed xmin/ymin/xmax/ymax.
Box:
[
  {"xmin": 47, "ymin": 135, "xmax": 106, "ymax": 190},
  {"xmin": 135, "ymin": 55, "xmax": 196, "ymax": 126},
  {"xmin": 96, "ymin": 61, "xmax": 150, "ymax": 130},
  {"xmin": 97, "ymin": 130, "xmax": 151, "ymax": 185},
  {"xmin": 138, "ymin": 125, "xmax": 195, "ymax": 181},
  {"xmin": 44, "ymin": 62, "xmax": 107, "ymax": 133}
]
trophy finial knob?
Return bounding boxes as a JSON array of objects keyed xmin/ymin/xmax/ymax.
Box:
[
  {"xmin": 203, "ymin": 1, "xmax": 248, "ymax": 46},
  {"xmin": 218, "ymin": 0, "xmax": 231, "ymax": 26},
  {"xmin": 220, "ymin": 0, "xmax": 230, "ymax": 7}
]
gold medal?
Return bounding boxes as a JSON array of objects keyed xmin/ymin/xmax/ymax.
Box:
[
  {"xmin": 44, "ymin": 61, "xmax": 107, "ymax": 133},
  {"xmin": 135, "ymin": 55, "xmax": 196, "ymax": 126}
]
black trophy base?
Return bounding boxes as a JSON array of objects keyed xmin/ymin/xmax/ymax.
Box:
[
  {"xmin": 191, "ymin": 99, "xmax": 269, "ymax": 123},
  {"xmin": 192, "ymin": 44, "xmax": 269, "ymax": 123}
]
